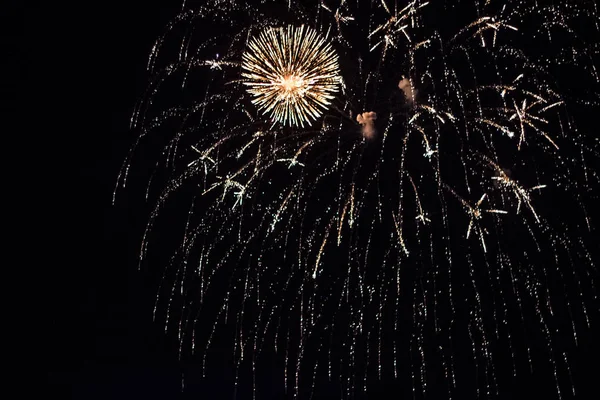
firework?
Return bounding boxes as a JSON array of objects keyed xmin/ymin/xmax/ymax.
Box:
[
  {"xmin": 241, "ymin": 25, "xmax": 341, "ymax": 127},
  {"xmin": 116, "ymin": 0, "xmax": 599, "ymax": 398}
]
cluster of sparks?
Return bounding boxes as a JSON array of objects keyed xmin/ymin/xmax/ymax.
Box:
[
  {"xmin": 116, "ymin": 0, "xmax": 599, "ymax": 399},
  {"xmin": 241, "ymin": 25, "xmax": 341, "ymax": 127}
]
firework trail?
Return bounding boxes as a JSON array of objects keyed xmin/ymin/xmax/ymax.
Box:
[{"xmin": 115, "ymin": 0, "xmax": 599, "ymax": 398}]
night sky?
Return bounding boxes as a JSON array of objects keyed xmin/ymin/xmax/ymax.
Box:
[{"xmin": 40, "ymin": 1, "xmax": 600, "ymax": 399}]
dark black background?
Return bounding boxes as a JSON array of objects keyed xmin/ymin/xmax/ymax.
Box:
[{"xmin": 37, "ymin": 1, "xmax": 599, "ymax": 398}]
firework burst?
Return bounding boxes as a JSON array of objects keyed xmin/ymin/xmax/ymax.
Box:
[
  {"xmin": 241, "ymin": 25, "xmax": 341, "ymax": 127},
  {"xmin": 116, "ymin": 0, "xmax": 599, "ymax": 398}
]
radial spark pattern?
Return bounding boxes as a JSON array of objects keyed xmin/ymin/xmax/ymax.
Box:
[{"xmin": 241, "ymin": 25, "xmax": 341, "ymax": 127}]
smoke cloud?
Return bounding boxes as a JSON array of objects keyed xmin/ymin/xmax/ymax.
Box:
[
  {"xmin": 357, "ymin": 112, "xmax": 377, "ymax": 139},
  {"xmin": 398, "ymin": 77, "xmax": 415, "ymax": 104}
]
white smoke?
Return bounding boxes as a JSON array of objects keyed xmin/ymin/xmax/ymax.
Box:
[
  {"xmin": 398, "ymin": 76, "xmax": 415, "ymax": 104},
  {"xmin": 356, "ymin": 111, "xmax": 377, "ymax": 139}
]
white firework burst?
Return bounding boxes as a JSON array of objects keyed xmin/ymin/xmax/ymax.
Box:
[{"xmin": 241, "ymin": 25, "xmax": 341, "ymax": 127}]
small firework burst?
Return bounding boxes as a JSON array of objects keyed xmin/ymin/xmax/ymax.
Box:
[{"xmin": 241, "ymin": 25, "xmax": 341, "ymax": 127}]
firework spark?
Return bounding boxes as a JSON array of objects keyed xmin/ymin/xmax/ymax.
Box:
[
  {"xmin": 241, "ymin": 25, "xmax": 341, "ymax": 127},
  {"xmin": 116, "ymin": 0, "xmax": 599, "ymax": 398}
]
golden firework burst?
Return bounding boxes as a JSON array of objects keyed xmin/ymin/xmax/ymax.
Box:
[{"xmin": 241, "ymin": 25, "xmax": 341, "ymax": 127}]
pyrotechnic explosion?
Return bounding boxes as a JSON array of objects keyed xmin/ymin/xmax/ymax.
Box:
[
  {"xmin": 241, "ymin": 25, "xmax": 341, "ymax": 127},
  {"xmin": 116, "ymin": 0, "xmax": 599, "ymax": 398}
]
